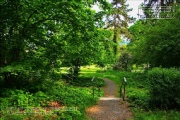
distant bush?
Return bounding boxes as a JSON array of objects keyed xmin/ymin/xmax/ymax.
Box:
[
  {"xmin": 148, "ymin": 68, "xmax": 180, "ymax": 109},
  {"xmin": 113, "ymin": 51, "xmax": 132, "ymax": 71}
]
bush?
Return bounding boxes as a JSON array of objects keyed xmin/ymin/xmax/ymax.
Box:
[
  {"xmin": 47, "ymin": 81, "xmax": 99, "ymax": 107},
  {"xmin": 0, "ymin": 80, "xmax": 100, "ymax": 120},
  {"xmin": 126, "ymin": 73, "xmax": 150, "ymax": 110},
  {"xmin": 127, "ymin": 88, "xmax": 150, "ymax": 110},
  {"xmin": 0, "ymin": 89, "xmax": 34, "ymax": 107},
  {"xmin": 113, "ymin": 51, "xmax": 132, "ymax": 71},
  {"xmin": 148, "ymin": 68, "xmax": 180, "ymax": 109}
]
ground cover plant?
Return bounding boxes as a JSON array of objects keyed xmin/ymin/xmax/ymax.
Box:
[
  {"xmin": 125, "ymin": 68, "xmax": 180, "ymax": 120},
  {"xmin": 0, "ymin": 74, "xmax": 104, "ymax": 120}
]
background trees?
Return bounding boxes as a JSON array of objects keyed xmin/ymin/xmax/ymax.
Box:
[{"xmin": 128, "ymin": 6, "xmax": 180, "ymax": 68}]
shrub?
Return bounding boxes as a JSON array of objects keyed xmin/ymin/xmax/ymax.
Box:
[
  {"xmin": 0, "ymin": 65, "xmax": 26, "ymax": 88},
  {"xmin": 124, "ymin": 72, "xmax": 150, "ymax": 110},
  {"xmin": 0, "ymin": 89, "xmax": 34, "ymax": 107},
  {"xmin": 47, "ymin": 81, "xmax": 99, "ymax": 107},
  {"xmin": 127, "ymin": 88, "xmax": 150, "ymax": 110},
  {"xmin": 148, "ymin": 68, "xmax": 180, "ymax": 109},
  {"xmin": 113, "ymin": 51, "xmax": 132, "ymax": 71},
  {"xmin": 0, "ymin": 80, "xmax": 100, "ymax": 120}
]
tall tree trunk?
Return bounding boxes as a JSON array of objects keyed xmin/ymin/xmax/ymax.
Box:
[
  {"xmin": 70, "ymin": 58, "xmax": 81, "ymax": 81},
  {"xmin": 113, "ymin": 29, "xmax": 117, "ymax": 57}
]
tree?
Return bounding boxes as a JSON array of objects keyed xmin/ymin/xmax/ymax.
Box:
[
  {"xmin": 113, "ymin": 51, "xmax": 132, "ymax": 71},
  {"xmin": 0, "ymin": 0, "xmax": 114, "ymax": 86},
  {"xmin": 105, "ymin": 0, "xmax": 132, "ymax": 57},
  {"xmin": 128, "ymin": 6, "xmax": 180, "ymax": 68}
]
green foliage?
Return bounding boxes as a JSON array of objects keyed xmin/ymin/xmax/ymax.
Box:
[
  {"xmin": 58, "ymin": 110, "xmax": 82, "ymax": 120},
  {"xmin": 0, "ymin": 79, "xmax": 101, "ymax": 119},
  {"xmin": 33, "ymin": 91, "xmax": 50, "ymax": 107},
  {"xmin": 127, "ymin": 88, "xmax": 150, "ymax": 109},
  {"xmin": 0, "ymin": 90, "xmax": 33, "ymax": 107},
  {"xmin": 47, "ymin": 81, "xmax": 99, "ymax": 107},
  {"xmin": 95, "ymin": 29, "xmax": 115, "ymax": 65},
  {"xmin": 105, "ymin": 0, "xmax": 132, "ymax": 57},
  {"xmin": 120, "ymin": 72, "xmax": 150, "ymax": 110},
  {"xmin": 148, "ymin": 68, "xmax": 180, "ymax": 109},
  {"xmin": 0, "ymin": 89, "xmax": 49, "ymax": 108},
  {"xmin": 44, "ymin": 80, "xmax": 101, "ymax": 119},
  {"xmin": 0, "ymin": 0, "xmax": 114, "ymax": 88},
  {"xmin": 0, "ymin": 64, "xmax": 31, "ymax": 88},
  {"xmin": 113, "ymin": 51, "xmax": 132, "ymax": 71},
  {"xmin": 0, "ymin": 0, "xmax": 131, "ymax": 119},
  {"xmin": 128, "ymin": 15, "xmax": 180, "ymax": 67}
]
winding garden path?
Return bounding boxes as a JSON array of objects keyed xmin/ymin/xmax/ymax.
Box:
[{"xmin": 86, "ymin": 78, "xmax": 133, "ymax": 120}]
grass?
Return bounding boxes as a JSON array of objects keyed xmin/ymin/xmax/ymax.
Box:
[{"xmin": 80, "ymin": 65, "xmax": 122, "ymax": 84}]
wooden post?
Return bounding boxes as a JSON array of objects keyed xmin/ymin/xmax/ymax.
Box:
[
  {"xmin": 93, "ymin": 84, "xmax": 94, "ymax": 98},
  {"xmin": 120, "ymin": 81, "xmax": 123, "ymax": 97},
  {"xmin": 123, "ymin": 77, "xmax": 127, "ymax": 101},
  {"xmin": 98, "ymin": 85, "xmax": 100, "ymax": 97},
  {"xmin": 91, "ymin": 77, "xmax": 95, "ymax": 98}
]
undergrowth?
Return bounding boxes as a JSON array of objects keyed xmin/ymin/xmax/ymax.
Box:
[
  {"xmin": 1, "ymin": 66, "xmax": 179, "ymax": 120},
  {"xmin": 0, "ymin": 76, "xmax": 103, "ymax": 120}
]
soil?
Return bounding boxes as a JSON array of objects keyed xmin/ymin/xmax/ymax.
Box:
[{"xmin": 86, "ymin": 78, "xmax": 133, "ymax": 120}]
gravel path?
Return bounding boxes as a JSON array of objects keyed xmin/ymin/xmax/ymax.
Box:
[
  {"xmin": 86, "ymin": 78, "xmax": 132, "ymax": 120},
  {"xmin": 102, "ymin": 78, "xmax": 117, "ymax": 98}
]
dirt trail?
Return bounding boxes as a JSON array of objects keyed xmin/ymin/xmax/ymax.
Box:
[
  {"xmin": 102, "ymin": 78, "xmax": 117, "ymax": 98},
  {"xmin": 86, "ymin": 78, "xmax": 132, "ymax": 120}
]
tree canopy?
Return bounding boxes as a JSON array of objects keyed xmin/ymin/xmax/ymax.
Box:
[
  {"xmin": 128, "ymin": 6, "xmax": 180, "ymax": 68},
  {"xmin": 0, "ymin": 0, "xmax": 114, "ymax": 86}
]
